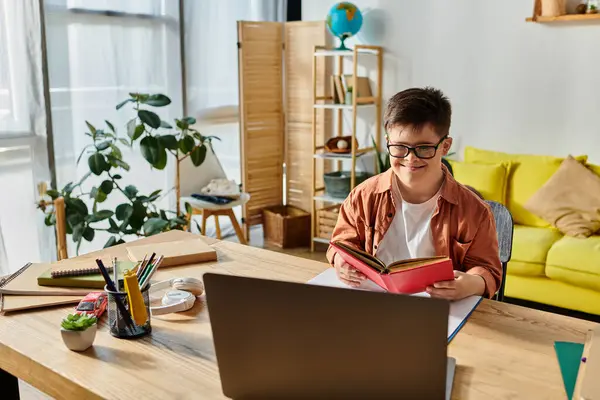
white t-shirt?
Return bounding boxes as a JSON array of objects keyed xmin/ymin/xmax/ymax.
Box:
[{"xmin": 375, "ymin": 177, "xmax": 441, "ymax": 266}]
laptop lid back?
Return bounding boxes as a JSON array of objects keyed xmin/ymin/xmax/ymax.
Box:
[{"xmin": 204, "ymin": 273, "xmax": 450, "ymax": 399}]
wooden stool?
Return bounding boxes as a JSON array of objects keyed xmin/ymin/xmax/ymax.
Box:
[{"xmin": 180, "ymin": 193, "xmax": 250, "ymax": 245}]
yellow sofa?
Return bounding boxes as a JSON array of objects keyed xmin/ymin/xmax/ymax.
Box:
[{"xmin": 450, "ymin": 147, "xmax": 600, "ymax": 316}]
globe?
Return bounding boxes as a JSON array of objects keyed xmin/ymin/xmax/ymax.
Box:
[{"xmin": 326, "ymin": 2, "xmax": 363, "ymax": 50}]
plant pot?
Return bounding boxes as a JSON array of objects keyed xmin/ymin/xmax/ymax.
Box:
[{"xmin": 61, "ymin": 323, "xmax": 97, "ymax": 352}]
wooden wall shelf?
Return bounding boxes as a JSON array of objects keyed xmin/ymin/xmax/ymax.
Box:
[
  {"xmin": 527, "ymin": 0, "xmax": 600, "ymax": 23},
  {"xmin": 527, "ymin": 13, "xmax": 600, "ymax": 23}
]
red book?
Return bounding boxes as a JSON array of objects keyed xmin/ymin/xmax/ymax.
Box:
[{"xmin": 330, "ymin": 241, "xmax": 455, "ymax": 294}]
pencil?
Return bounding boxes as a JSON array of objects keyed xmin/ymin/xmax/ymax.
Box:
[
  {"xmin": 113, "ymin": 257, "xmax": 118, "ymax": 292},
  {"xmin": 96, "ymin": 259, "xmax": 135, "ymax": 329},
  {"xmin": 136, "ymin": 254, "xmax": 148, "ymax": 279},
  {"xmin": 141, "ymin": 255, "xmax": 164, "ymax": 290}
]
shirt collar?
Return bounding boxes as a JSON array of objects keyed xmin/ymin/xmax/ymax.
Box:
[{"xmin": 374, "ymin": 164, "xmax": 459, "ymax": 205}]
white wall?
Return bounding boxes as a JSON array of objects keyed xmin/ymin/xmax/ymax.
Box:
[{"xmin": 303, "ymin": 0, "xmax": 600, "ymax": 164}]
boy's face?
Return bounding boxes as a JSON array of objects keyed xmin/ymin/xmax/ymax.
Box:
[{"xmin": 386, "ymin": 123, "xmax": 452, "ymax": 184}]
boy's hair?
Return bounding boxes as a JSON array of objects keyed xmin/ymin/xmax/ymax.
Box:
[{"xmin": 383, "ymin": 87, "xmax": 452, "ymax": 137}]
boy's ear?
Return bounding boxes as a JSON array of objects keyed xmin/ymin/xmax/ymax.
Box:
[{"xmin": 442, "ymin": 136, "xmax": 453, "ymax": 155}]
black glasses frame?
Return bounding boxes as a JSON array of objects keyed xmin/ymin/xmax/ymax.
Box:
[{"xmin": 386, "ymin": 135, "xmax": 448, "ymax": 159}]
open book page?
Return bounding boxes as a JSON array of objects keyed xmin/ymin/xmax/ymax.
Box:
[
  {"xmin": 387, "ymin": 256, "xmax": 450, "ymax": 272},
  {"xmin": 333, "ymin": 242, "xmax": 386, "ymax": 272},
  {"xmin": 307, "ymin": 268, "xmax": 482, "ymax": 341}
]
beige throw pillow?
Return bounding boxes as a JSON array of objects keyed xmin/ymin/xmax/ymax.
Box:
[{"xmin": 525, "ymin": 155, "xmax": 600, "ymax": 238}]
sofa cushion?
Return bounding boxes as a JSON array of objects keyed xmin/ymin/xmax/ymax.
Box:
[
  {"xmin": 447, "ymin": 160, "xmax": 510, "ymax": 204},
  {"xmin": 525, "ymin": 156, "xmax": 600, "ymax": 238},
  {"xmin": 512, "ymin": 225, "xmax": 563, "ymax": 263},
  {"xmin": 546, "ymin": 235, "xmax": 600, "ymax": 292},
  {"xmin": 464, "ymin": 146, "xmax": 587, "ymax": 228},
  {"xmin": 508, "ymin": 225, "xmax": 563, "ymax": 276}
]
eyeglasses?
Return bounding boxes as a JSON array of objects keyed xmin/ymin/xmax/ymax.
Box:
[{"xmin": 387, "ymin": 135, "xmax": 448, "ymax": 159}]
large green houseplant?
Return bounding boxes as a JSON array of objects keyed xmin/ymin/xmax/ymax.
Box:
[{"xmin": 38, "ymin": 93, "xmax": 216, "ymax": 254}]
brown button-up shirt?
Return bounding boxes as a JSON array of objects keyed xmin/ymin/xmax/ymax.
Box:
[{"xmin": 326, "ymin": 167, "xmax": 502, "ymax": 298}]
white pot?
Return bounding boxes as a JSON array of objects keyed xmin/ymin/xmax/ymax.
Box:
[{"xmin": 61, "ymin": 323, "xmax": 97, "ymax": 352}]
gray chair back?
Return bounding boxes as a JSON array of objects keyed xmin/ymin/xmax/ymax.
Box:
[{"xmin": 485, "ymin": 201, "xmax": 514, "ymax": 302}]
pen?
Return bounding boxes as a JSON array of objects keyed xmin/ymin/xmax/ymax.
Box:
[
  {"xmin": 113, "ymin": 257, "xmax": 118, "ymax": 292},
  {"xmin": 136, "ymin": 254, "xmax": 148, "ymax": 279},
  {"xmin": 96, "ymin": 259, "xmax": 135, "ymax": 329},
  {"xmin": 141, "ymin": 255, "xmax": 164, "ymax": 290}
]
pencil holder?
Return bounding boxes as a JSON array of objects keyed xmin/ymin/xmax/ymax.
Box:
[{"xmin": 105, "ymin": 285, "xmax": 152, "ymax": 339}]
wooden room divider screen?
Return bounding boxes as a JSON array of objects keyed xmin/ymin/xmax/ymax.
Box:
[{"xmin": 237, "ymin": 21, "xmax": 333, "ymax": 238}]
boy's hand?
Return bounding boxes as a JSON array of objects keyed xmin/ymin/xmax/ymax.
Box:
[
  {"xmin": 333, "ymin": 253, "xmax": 367, "ymax": 288},
  {"xmin": 426, "ymin": 271, "xmax": 485, "ymax": 300}
]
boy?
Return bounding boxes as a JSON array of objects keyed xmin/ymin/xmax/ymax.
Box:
[{"xmin": 327, "ymin": 87, "xmax": 501, "ymax": 300}]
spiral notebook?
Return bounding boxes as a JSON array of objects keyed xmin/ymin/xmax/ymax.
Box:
[{"xmin": 48, "ymin": 256, "xmax": 115, "ymax": 278}]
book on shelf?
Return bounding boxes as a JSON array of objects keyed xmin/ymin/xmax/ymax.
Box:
[{"xmin": 330, "ymin": 241, "xmax": 455, "ymax": 294}]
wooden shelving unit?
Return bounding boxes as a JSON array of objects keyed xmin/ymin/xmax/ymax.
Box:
[
  {"xmin": 310, "ymin": 44, "xmax": 383, "ymax": 251},
  {"xmin": 526, "ymin": 0, "xmax": 600, "ymax": 23}
]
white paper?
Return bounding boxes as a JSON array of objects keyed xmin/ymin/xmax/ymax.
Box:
[{"xmin": 307, "ymin": 268, "xmax": 481, "ymax": 341}]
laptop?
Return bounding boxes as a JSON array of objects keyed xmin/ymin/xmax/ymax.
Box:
[{"xmin": 204, "ymin": 273, "xmax": 456, "ymax": 400}]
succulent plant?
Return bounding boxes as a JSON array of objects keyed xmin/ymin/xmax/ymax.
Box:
[{"xmin": 61, "ymin": 313, "xmax": 98, "ymax": 331}]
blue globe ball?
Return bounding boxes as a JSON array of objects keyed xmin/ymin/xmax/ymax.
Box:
[{"xmin": 326, "ymin": 2, "xmax": 363, "ymax": 50}]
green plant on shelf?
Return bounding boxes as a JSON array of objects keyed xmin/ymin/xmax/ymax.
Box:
[
  {"xmin": 61, "ymin": 313, "xmax": 97, "ymax": 331},
  {"xmin": 36, "ymin": 93, "xmax": 219, "ymax": 254}
]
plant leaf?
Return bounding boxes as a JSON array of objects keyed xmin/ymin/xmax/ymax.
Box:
[
  {"xmin": 110, "ymin": 144, "xmax": 122, "ymax": 160},
  {"xmin": 96, "ymin": 141, "xmax": 110, "ymax": 151},
  {"xmin": 132, "ymin": 124, "xmax": 145, "ymax": 141},
  {"xmin": 85, "ymin": 121, "xmax": 97, "ymax": 135},
  {"xmin": 108, "ymin": 218, "xmax": 120, "ymax": 234},
  {"xmin": 158, "ymin": 134, "xmax": 178, "ymax": 150},
  {"xmin": 77, "ymin": 145, "xmax": 93, "ymax": 165},
  {"xmin": 143, "ymin": 94, "xmax": 172, "ymax": 107},
  {"xmin": 116, "ymin": 98, "xmax": 134, "ymax": 110},
  {"xmin": 190, "ymin": 145, "xmax": 207, "ymax": 166},
  {"xmin": 105, "ymin": 120, "xmax": 116, "ymax": 133},
  {"xmin": 154, "ymin": 143, "xmax": 167, "ymax": 170},
  {"xmin": 100, "ymin": 180, "xmax": 113, "ymax": 195},
  {"xmin": 72, "ymin": 223, "xmax": 84, "ymax": 243},
  {"xmin": 119, "ymin": 138, "xmax": 130, "ymax": 147},
  {"xmin": 143, "ymin": 218, "xmax": 169, "ymax": 236},
  {"xmin": 113, "ymin": 174, "xmax": 122, "ymax": 180},
  {"xmin": 67, "ymin": 198, "xmax": 88, "ymax": 216},
  {"xmin": 185, "ymin": 202, "xmax": 192, "ymax": 216},
  {"xmin": 115, "ymin": 203, "xmax": 134, "ymax": 221},
  {"xmin": 126, "ymin": 118, "xmax": 137, "ymax": 139},
  {"xmin": 88, "ymin": 153, "xmax": 109, "ymax": 175},
  {"xmin": 124, "ymin": 185, "xmax": 138, "ymax": 199},
  {"xmin": 179, "ymin": 136, "xmax": 195, "ymax": 154},
  {"xmin": 138, "ymin": 110, "xmax": 161, "ymax": 129},
  {"xmin": 160, "ymin": 120, "xmax": 173, "ymax": 129},
  {"xmin": 182, "ymin": 117, "xmax": 196, "ymax": 125},
  {"xmin": 114, "ymin": 158, "xmax": 130, "ymax": 171},
  {"xmin": 83, "ymin": 227, "xmax": 95, "ymax": 241},
  {"xmin": 140, "ymin": 136, "xmax": 159, "ymax": 165},
  {"xmin": 44, "ymin": 213, "xmax": 56, "ymax": 226},
  {"xmin": 90, "ymin": 210, "xmax": 113, "ymax": 222},
  {"xmin": 46, "ymin": 189, "xmax": 60, "ymax": 200},
  {"xmin": 104, "ymin": 236, "xmax": 118, "ymax": 248},
  {"xmin": 176, "ymin": 119, "xmax": 188, "ymax": 130}
]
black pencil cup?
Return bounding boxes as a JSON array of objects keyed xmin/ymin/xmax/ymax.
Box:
[{"xmin": 105, "ymin": 285, "xmax": 152, "ymax": 339}]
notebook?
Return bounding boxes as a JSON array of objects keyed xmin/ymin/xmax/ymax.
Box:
[
  {"xmin": 0, "ymin": 263, "xmax": 98, "ymax": 296},
  {"xmin": 49, "ymin": 256, "xmax": 115, "ymax": 278},
  {"xmin": 330, "ymin": 241, "xmax": 455, "ymax": 294},
  {"xmin": 307, "ymin": 268, "xmax": 482, "ymax": 342},
  {"xmin": 126, "ymin": 238, "xmax": 217, "ymax": 268},
  {"xmin": 1, "ymin": 293, "xmax": 82, "ymax": 313},
  {"xmin": 37, "ymin": 261, "xmax": 134, "ymax": 289}
]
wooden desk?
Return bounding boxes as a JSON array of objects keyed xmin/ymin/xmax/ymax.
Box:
[{"xmin": 0, "ymin": 231, "xmax": 596, "ymax": 399}]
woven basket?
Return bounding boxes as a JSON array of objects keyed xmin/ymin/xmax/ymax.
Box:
[
  {"xmin": 317, "ymin": 205, "xmax": 340, "ymax": 240},
  {"xmin": 262, "ymin": 206, "xmax": 311, "ymax": 248},
  {"xmin": 325, "ymin": 136, "xmax": 358, "ymax": 154}
]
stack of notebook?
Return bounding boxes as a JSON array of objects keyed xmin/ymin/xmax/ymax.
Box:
[{"xmin": 0, "ymin": 238, "xmax": 217, "ymax": 312}]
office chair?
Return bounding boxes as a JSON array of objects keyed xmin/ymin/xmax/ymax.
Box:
[{"xmin": 485, "ymin": 200, "xmax": 514, "ymax": 302}]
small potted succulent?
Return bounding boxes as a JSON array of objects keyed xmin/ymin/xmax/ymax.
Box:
[{"xmin": 60, "ymin": 313, "xmax": 98, "ymax": 351}]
